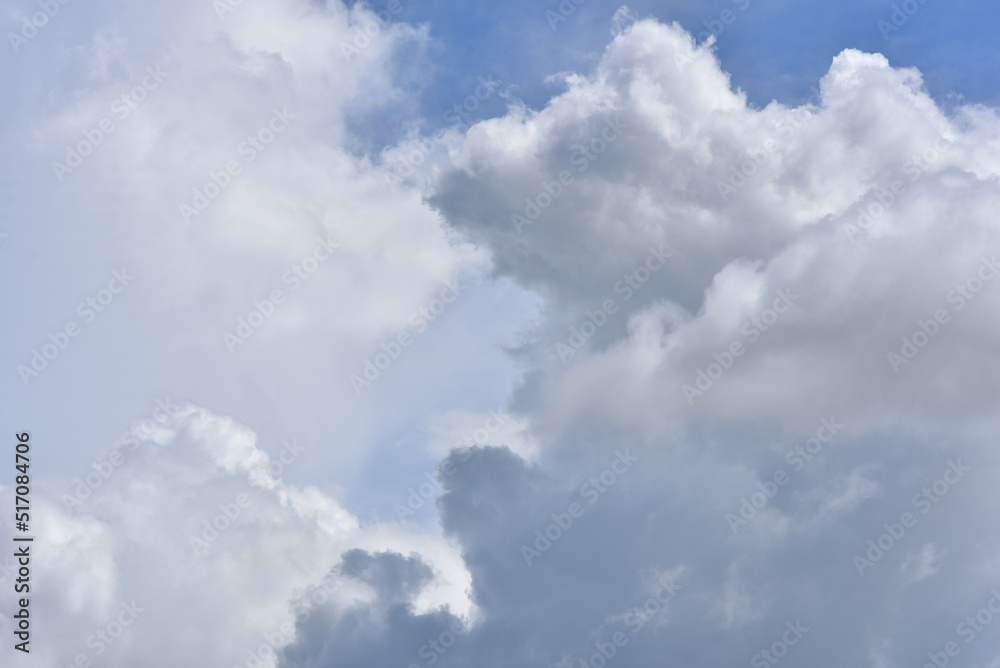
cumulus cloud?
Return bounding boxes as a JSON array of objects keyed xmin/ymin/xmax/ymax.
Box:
[
  {"xmin": 283, "ymin": 15, "xmax": 1000, "ymax": 668},
  {"xmin": 0, "ymin": 404, "xmax": 472, "ymax": 667},
  {"xmin": 5, "ymin": 0, "xmax": 506, "ymax": 493},
  {"xmin": 429, "ymin": 17, "xmax": 1000, "ymax": 442},
  {"xmin": 5, "ymin": 7, "xmax": 1000, "ymax": 668}
]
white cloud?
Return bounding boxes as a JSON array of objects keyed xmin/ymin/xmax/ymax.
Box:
[
  {"xmin": 425, "ymin": 409, "xmax": 539, "ymax": 461},
  {"xmin": 900, "ymin": 542, "xmax": 946, "ymax": 583},
  {"xmin": 5, "ymin": 7, "xmax": 1000, "ymax": 668},
  {"xmin": 0, "ymin": 404, "xmax": 473, "ymax": 667}
]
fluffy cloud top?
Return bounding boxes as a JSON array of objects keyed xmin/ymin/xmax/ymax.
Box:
[{"xmin": 3, "ymin": 6, "xmax": 1000, "ymax": 668}]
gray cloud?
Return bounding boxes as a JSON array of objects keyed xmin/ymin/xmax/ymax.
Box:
[
  {"xmin": 4, "ymin": 7, "xmax": 1000, "ymax": 668},
  {"xmin": 281, "ymin": 15, "xmax": 1000, "ymax": 668}
]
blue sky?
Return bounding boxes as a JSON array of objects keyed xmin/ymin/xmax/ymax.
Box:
[
  {"xmin": 381, "ymin": 0, "xmax": 1000, "ymax": 139},
  {"xmin": 2, "ymin": 1, "xmax": 1000, "ymax": 666}
]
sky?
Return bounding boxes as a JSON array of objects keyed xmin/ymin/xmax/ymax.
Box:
[{"xmin": 1, "ymin": 0, "xmax": 1000, "ymax": 666}]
